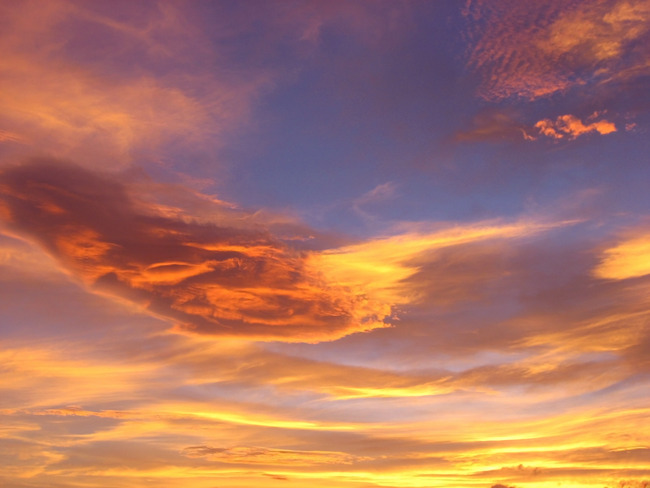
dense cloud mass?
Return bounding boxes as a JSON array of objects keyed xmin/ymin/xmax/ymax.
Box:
[{"xmin": 0, "ymin": 160, "xmax": 391, "ymax": 342}]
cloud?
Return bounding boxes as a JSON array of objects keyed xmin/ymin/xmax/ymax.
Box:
[
  {"xmin": 181, "ymin": 445, "xmax": 366, "ymax": 466},
  {"xmin": 314, "ymin": 219, "xmax": 574, "ymax": 310},
  {"xmin": 455, "ymin": 110, "xmax": 617, "ymax": 144},
  {"xmin": 0, "ymin": 0, "xmax": 269, "ymax": 169},
  {"xmin": 0, "ymin": 130, "xmax": 26, "ymax": 144},
  {"xmin": 464, "ymin": 0, "xmax": 650, "ymax": 100},
  {"xmin": 176, "ymin": 338, "xmax": 629, "ymax": 400},
  {"xmin": 1, "ymin": 160, "xmax": 572, "ymax": 343},
  {"xmin": 1, "ymin": 2, "xmax": 649, "ymax": 487},
  {"xmin": 612, "ymin": 481, "xmax": 650, "ymax": 488},
  {"xmin": 3, "ymin": 369, "xmax": 650, "ymax": 487},
  {"xmin": 0, "ymin": 344, "xmax": 159, "ymax": 408},
  {"xmin": 302, "ymin": 219, "xmax": 650, "ymax": 401},
  {"xmin": 593, "ymin": 229, "xmax": 650, "ymax": 280},
  {"xmin": 0, "ymin": 0, "xmax": 420, "ymax": 174},
  {"xmin": 535, "ymin": 114, "xmax": 617, "ymax": 139},
  {"xmin": 351, "ymin": 182, "xmax": 398, "ymax": 221},
  {"xmin": 454, "ymin": 110, "xmax": 535, "ymax": 142},
  {"xmin": 0, "ymin": 159, "xmax": 395, "ymax": 342},
  {"xmin": 353, "ymin": 183, "xmax": 397, "ymax": 209}
]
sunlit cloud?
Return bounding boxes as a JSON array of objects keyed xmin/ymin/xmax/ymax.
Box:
[
  {"xmin": 0, "ymin": 130, "xmax": 26, "ymax": 144},
  {"xmin": 0, "ymin": 0, "xmax": 268, "ymax": 169},
  {"xmin": 314, "ymin": 219, "xmax": 572, "ymax": 306},
  {"xmin": 1, "ymin": 160, "xmax": 576, "ymax": 343},
  {"xmin": 535, "ymin": 114, "xmax": 617, "ymax": 139},
  {"xmin": 594, "ymin": 230, "xmax": 650, "ymax": 280},
  {"xmin": 455, "ymin": 111, "xmax": 618, "ymax": 143},
  {"xmin": 0, "ymin": 159, "xmax": 393, "ymax": 342},
  {"xmin": 2, "ymin": 365, "xmax": 649, "ymax": 487}
]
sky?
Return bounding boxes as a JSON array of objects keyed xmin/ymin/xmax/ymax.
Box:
[{"xmin": 1, "ymin": 1, "xmax": 649, "ymax": 487}]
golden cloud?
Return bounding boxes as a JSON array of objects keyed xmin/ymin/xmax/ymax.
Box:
[
  {"xmin": 535, "ymin": 114, "xmax": 617, "ymax": 139},
  {"xmin": 313, "ymin": 219, "xmax": 567, "ymax": 307},
  {"xmin": 594, "ymin": 230, "xmax": 650, "ymax": 280},
  {"xmin": 0, "ymin": 0, "xmax": 266, "ymax": 169}
]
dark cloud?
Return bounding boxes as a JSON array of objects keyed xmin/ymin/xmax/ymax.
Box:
[
  {"xmin": 263, "ymin": 473, "xmax": 289, "ymax": 481},
  {"xmin": 0, "ymin": 159, "xmax": 391, "ymax": 342},
  {"xmin": 181, "ymin": 444, "xmax": 364, "ymax": 465},
  {"xmin": 454, "ymin": 109, "xmax": 535, "ymax": 142}
]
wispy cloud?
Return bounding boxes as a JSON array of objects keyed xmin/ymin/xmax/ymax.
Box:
[
  {"xmin": 455, "ymin": 111, "xmax": 617, "ymax": 143},
  {"xmin": 454, "ymin": 109, "xmax": 536, "ymax": 142},
  {"xmin": 0, "ymin": 0, "xmax": 268, "ymax": 169},
  {"xmin": 182, "ymin": 445, "xmax": 366, "ymax": 466},
  {"xmin": 594, "ymin": 228, "xmax": 650, "ymax": 280},
  {"xmin": 1, "ymin": 161, "xmax": 575, "ymax": 343}
]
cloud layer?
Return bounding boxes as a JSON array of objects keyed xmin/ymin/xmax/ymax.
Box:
[
  {"xmin": 1, "ymin": 1, "xmax": 649, "ymax": 488},
  {"xmin": 465, "ymin": 0, "xmax": 650, "ymax": 100}
]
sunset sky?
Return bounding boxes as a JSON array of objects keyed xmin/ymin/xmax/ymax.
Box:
[{"xmin": 1, "ymin": 1, "xmax": 650, "ymax": 487}]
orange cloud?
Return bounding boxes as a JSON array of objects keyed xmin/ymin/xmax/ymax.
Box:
[
  {"xmin": 0, "ymin": 344, "xmax": 159, "ymax": 408},
  {"xmin": 535, "ymin": 114, "xmax": 617, "ymax": 139},
  {"xmin": 175, "ymin": 336, "xmax": 629, "ymax": 401},
  {"xmin": 593, "ymin": 230, "xmax": 650, "ymax": 280},
  {"xmin": 0, "ymin": 0, "xmax": 266, "ymax": 169},
  {"xmin": 1, "ymin": 160, "xmax": 571, "ymax": 343},
  {"xmin": 0, "ymin": 160, "xmax": 393, "ymax": 342},
  {"xmin": 2, "ymin": 342, "xmax": 649, "ymax": 488}
]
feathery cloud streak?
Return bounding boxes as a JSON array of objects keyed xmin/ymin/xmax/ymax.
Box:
[
  {"xmin": 594, "ymin": 229, "xmax": 650, "ymax": 280},
  {"xmin": 0, "ymin": 0, "xmax": 268, "ymax": 170}
]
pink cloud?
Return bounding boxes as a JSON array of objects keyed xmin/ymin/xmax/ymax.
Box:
[
  {"xmin": 465, "ymin": 0, "xmax": 650, "ymax": 100},
  {"xmin": 0, "ymin": 0, "xmax": 270, "ymax": 170}
]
